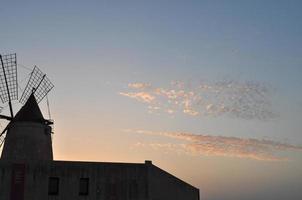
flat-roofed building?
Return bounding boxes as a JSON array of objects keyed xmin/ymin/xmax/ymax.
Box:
[{"xmin": 0, "ymin": 94, "xmax": 200, "ymax": 200}]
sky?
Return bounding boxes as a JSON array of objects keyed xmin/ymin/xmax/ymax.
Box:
[{"xmin": 1, "ymin": 0, "xmax": 302, "ymax": 199}]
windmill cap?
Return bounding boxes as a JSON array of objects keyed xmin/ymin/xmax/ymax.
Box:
[{"xmin": 14, "ymin": 94, "xmax": 45, "ymax": 122}]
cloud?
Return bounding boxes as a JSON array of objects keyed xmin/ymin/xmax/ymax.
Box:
[
  {"xmin": 126, "ymin": 129, "xmax": 302, "ymax": 161},
  {"xmin": 119, "ymin": 92, "xmax": 155, "ymax": 103},
  {"xmin": 134, "ymin": 142, "xmax": 184, "ymax": 154},
  {"xmin": 119, "ymin": 80, "xmax": 277, "ymax": 120},
  {"xmin": 128, "ymin": 83, "xmax": 151, "ymax": 89}
]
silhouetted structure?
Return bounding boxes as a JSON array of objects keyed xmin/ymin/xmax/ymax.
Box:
[
  {"xmin": 1, "ymin": 94, "xmax": 53, "ymax": 161},
  {"xmin": 0, "ymin": 54, "xmax": 199, "ymax": 200}
]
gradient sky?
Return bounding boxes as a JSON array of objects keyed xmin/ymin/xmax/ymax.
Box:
[{"xmin": 1, "ymin": 1, "xmax": 302, "ymax": 200}]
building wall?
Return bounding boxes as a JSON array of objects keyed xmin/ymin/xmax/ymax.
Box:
[
  {"xmin": 1, "ymin": 122, "xmax": 53, "ymax": 161},
  {"xmin": 0, "ymin": 160, "xmax": 199, "ymax": 200},
  {"xmin": 147, "ymin": 163, "xmax": 200, "ymax": 200},
  {"xmin": 0, "ymin": 161, "xmax": 11, "ymax": 199}
]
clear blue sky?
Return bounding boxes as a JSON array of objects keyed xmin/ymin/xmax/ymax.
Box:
[{"xmin": 1, "ymin": 1, "xmax": 302, "ymax": 200}]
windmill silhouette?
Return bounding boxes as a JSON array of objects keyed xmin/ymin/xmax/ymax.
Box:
[{"xmin": 0, "ymin": 53, "xmax": 54, "ymax": 148}]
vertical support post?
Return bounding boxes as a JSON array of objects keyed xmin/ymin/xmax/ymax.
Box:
[{"xmin": 0, "ymin": 55, "xmax": 14, "ymax": 118}]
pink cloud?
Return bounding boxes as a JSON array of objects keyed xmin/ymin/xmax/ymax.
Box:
[
  {"xmin": 119, "ymin": 80, "xmax": 276, "ymax": 120},
  {"xmin": 126, "ymin": 129, "xmax": 302, "ymax": 161},
  {"xmin": 119, "ymin": 92, "xmax": 155, "ymax": 103}
]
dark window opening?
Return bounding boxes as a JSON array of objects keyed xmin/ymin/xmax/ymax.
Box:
[
  {"xmin": 79, "ymin": 178, "xmax": 89, "ymax": 195},
  {"xmin": 48, "ymin": 177, "xmax": 59, "ymax": 195}
]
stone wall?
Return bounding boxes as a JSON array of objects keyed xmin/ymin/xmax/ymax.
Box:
[
  {"xmin": 0, "ymin": 160, "xmax": 199, "ymax": 200},
  {"xmin": 1, "ymin": 122, "xmax": 53, "ymax": 161}
]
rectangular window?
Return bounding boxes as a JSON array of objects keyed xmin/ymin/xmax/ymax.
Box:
[
  {"xmin": 48, "ymin": 177, "xmax": 59, "ymax": 195},
  {"xmin": 79, "ymin": 178, "xmax": 89, "ymax": 195}
]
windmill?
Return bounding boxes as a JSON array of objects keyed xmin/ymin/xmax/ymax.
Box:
[{"xmin": 0, "ymin": 53, "xmax": 54, "ymax": 148}]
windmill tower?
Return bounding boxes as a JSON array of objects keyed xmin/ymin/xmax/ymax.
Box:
[{"xmin": 0, "ymin": 54, "xmax": 54, "ymax": 161}]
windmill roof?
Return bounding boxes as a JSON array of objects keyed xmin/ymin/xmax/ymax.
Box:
[{"xmin": 14, "ymin": 94, "xmax": 45, "ymax": 122}]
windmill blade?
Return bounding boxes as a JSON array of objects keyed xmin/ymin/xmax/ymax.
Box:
[
  {"xmin": 0, "ymin": 53, "xmax": 18, "ymax": 103},
  {"xmin": 0, "ymin": 123, "xmax": 9, "ymax": 148},
  {"xmin": 0, "ymin": 134, "xmax": 5, "ymax": 148},
  {"xmin": 19, "ymin": 66, "xmax": 54, "ymax": 104}
]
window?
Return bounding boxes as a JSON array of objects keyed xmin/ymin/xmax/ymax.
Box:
[
  {"xmin": 79, "ymin": 178, "xmax": 89, "ymax": 195},
  {"xmin": 48, "ymin": 177, "xmax": 59, "ymax": 195}
]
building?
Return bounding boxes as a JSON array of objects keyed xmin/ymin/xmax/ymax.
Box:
[{"xmin": 0, "ymin": 94, "xmax": 200, "ymax": 200}]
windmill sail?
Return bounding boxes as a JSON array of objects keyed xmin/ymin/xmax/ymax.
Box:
[
  {"xmin": 19, "ymin": 66, "xmax": 54, "ymax": 104},
  {"xmin": 0, "ymin": 55, "xmax": 54, "ymax": 149},
  {"xmin": 0, "ymin": 53, "xmax": 18, "ymax": 103}
]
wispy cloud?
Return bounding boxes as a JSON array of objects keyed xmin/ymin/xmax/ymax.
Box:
[
  {"xmin": 119, "ymin": 80, "xmax": 276, "ymax": 120},
  {"xmin": 125, "ymin": 129, "xmax": 302, "ymax": 161},
  {"xmin": 119, "ymin": 92, "xmax": 155, "ymax": 103},
  {"xmin": 128, "ymin": 82, "xmax": 151, "ymax": 89}
]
